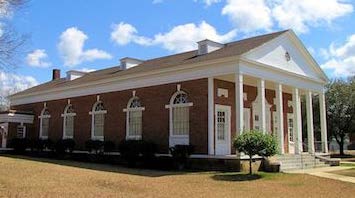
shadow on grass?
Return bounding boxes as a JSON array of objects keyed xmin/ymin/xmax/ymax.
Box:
[
  {"xmin": 0, "ymin": 154, "xmax": 200, "ymax": 178},
  {"xmin": 212, "ymin": 173, "xmax": 262, "ymax": 182}
]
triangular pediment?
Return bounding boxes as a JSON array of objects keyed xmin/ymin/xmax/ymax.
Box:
[{"xmin": 242, "ymin": 31, "xmax": 328, "ymax": 83}]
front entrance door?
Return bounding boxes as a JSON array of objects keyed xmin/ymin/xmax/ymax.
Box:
[
  {"xmin": 287, "ymin": 113, "xmax": 295, "ymax": 154},
  {"xmin": 0, "ymin": 123, "xmax": 8, "ymax": 148},
  {"xmin": 215, "ymin": 105, "xmax": 231, "ymax": 155}
]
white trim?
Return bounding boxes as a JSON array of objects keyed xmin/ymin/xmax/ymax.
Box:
[
  {"xmin": 39, "ymin": 107, "xmax": 50, "ymax": 139},
  {"xmin": 292, "ymin": 88, "xmax": 303, "ymax": 154},
  {"xmin": 0, "ymin": 113, "xmax": 34, "ymax": 124},
  {"xmin": 275, "ymin": 83, "xmax": 284, "ymax": 154},
  {"xmin": 214, "ymin": 104, "xmax": 231, "ymax": 155},
  {"xmin": 125, "ymin": 96, "xmax": 144, "ymax": 140},
  {"xmin": 306, "ymin": 90, "xmax": 315, "ymax": 154},
  {"xmin": 208, "ymin": 77, "xmax": 214, "ymax": 155},
  {"xmin": 319, "ymin": 92, "xmax": 328, "ymax": 153},
  {"xmin": 258, "ymin": 79, "xmax": 266, "ymax": 133},
  {"xmin": 90, "ymin": 101, "xmax": 106, "ymax": 141},
  {"xmin": 235, "ymin": 73, "xmax": 244, "ymax": 136},
  {"xmin": 62, "ymin": 104, "xmax": 76, "ymax": 139}
]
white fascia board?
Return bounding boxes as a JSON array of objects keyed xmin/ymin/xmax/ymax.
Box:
[
  {"xmin": 10, "ymin": 58, "xmax": 238, "ymax": 106},
  {"xmin": 239, "ymin": 58, "xmax": 325, "ymax": 92}
]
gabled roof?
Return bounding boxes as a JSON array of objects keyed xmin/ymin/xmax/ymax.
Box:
[{"xmin": 11, "ymin": 30, "xmax": 289, "ymax": 98}]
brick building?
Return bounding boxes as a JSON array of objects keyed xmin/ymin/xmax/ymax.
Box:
[{"xmin": 0, "ymin": 30, "xmax": 329, "ymax": 157}]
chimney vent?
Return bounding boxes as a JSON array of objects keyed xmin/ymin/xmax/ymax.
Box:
[
  {"xmin": 197, "ymin": 39, "xmax": 224, "ymax": 55},
  {"xmin": 52, "ymin": 69, "xmax": 61, "ymax": 80},
  {"xmin": 120, "ymin": 57, "xmax": 143, "ymax": 70}
]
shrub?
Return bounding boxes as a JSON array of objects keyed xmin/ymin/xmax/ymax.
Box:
[
  {"xmin": 104, "ymin": 141, "xmax": 115, "ymax": 152},
  {"xmin": 30, "ymin": 138, "xmax": 54, "ymax": 152},
  {"xmin": 55, "ymin": 139, "xmax": 76, "ymax": 154},
  {"xmin": 10, "ymin": 138, "xmax": 29, "ymax": 153},
  {"xmin": 118, "ymin": 140, "xmax": 157, "ymax": 166},
  {"xmin": 85, "ymin": 140, "xmax": 104, "ymax": 154},
  {"xmin": 234, "ymin": 130, "xmax": 278, "ymax": 174},
  {"xmin": 169, "ymin": 145, "xmax": 194, "ymax": 170}
]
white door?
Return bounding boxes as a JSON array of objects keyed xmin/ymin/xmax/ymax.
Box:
[
  {"xmin": 215, "ymin": 105, "xmax": 231, "ymax": 155},
  {"xmin": 287, "ymin": 113, "xmax": 295, "ymax": 154},
  {"xmin": 243, "ymin": 108, "xmax": 251, "ymax": 131},
  {"xmin": 0, "ymin": 123, "xmax": 8, "ymax": 148}
]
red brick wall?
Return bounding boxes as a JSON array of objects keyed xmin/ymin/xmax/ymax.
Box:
[{"xmin": 12, "ymin": 78, "xmax": 208, "ymax": 154}]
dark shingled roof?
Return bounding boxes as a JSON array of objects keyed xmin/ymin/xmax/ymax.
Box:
[{"xmin": 12, "ymin": 30, "xmax": 288, "ymax": 97}]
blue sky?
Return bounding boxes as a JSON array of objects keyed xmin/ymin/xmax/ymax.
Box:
[{"xmin": 1, "ymin": 0, "xmax": 355, "ymax": 96}]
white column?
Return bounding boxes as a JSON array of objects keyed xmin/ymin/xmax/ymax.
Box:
[
  {"xmin": 276, "ymin": 83, "xmax": 284, "ymax": 154},
  {"xmin": 306, "ymin": 90, "xmax": 315, "ymax": 154},
  {"xmin": 293, "ymin": 88, "xmax": 303, "ymax": 154},
  {"xmin": 235, "ymin": 73, "xmax": 244, "ymax": 136},
  {"xmin": 319, "ymin": 92, "xmax": 328, "ymax": 153},
  {"xmin": 208, "ymin": 77, "xmax": 215, "ymax": 155},
  {"xmin": 258, "ymin": 79, "xmax": 266, "ymax": 133}
]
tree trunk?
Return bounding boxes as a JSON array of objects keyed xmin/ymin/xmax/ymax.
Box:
[
  {"xmin": 339, "ymin": 137, "xmax": 345, "ymax": 156},
  {"xmin": 249, "ymin": 157, "xmax": 252, "ymax": 175}
]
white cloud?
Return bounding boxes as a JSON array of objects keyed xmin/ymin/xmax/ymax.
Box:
[
  {"xmin": 58, "ymin": 27, "xmax": 112, "ymax": 67},
  {"xmin": 111, "ymin": 21, "xmax": 237, "ymax": 53},
  {"xmin": 321, "ymin": 34, "xmax": 355, "ymax": 77},
  {"xmin": 221, "ymin": 0, "xmax": 353, "ymax": 33},
  {"xmin": 222, "ymin": 0, "xmax": 273, "ymax": 32},
  {"xmin": 110, "ymin": 22, "xmax": 151, "ymax": 46},
  {"xmin": 26, "ymin": 49, "xmax": 51, "ymax": 68},
  {"xmin": 272, "ymin": 0, "xmax": 353, "ymax": 33},
  {"xmin": 195, "ymin": 0, "xmax": 221, "ymax": 6},
  {"xmin": 0, "ymin": 71, "xmax": 38, "ymax": 105}
]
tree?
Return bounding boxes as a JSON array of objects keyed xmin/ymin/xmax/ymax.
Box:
[
  {"xmin": 326, "ymin": 77, "xmax": 355, "ymax": 155},
  {"xmin": 233, "ymin": 131, "xmax": 278, "ymax": 175},
  {"xmin": 0, "ymin": 0, "xmax": 28, "ymax": 70}
]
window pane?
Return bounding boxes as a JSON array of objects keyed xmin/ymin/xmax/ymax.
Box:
[
  {"xmin": 172, "ymin": 106, "xmax": 189, "ymax": 136},
  {"xmin": 65, "ymin": 116, "xmax": 74, "ymax": 137},
  {"xmin": 42, "ymin": 118, "xmax": 49, "ymax": 137},
  {"xmin": 94, "ymin": 114, "xmax": 104, "ymax": 137},
  {"xmin": 128, "ymin": 110, "xmax": 142, "ymax": 137}
]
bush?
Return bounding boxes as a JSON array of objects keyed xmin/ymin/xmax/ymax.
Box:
[
  {"xmin": 169, "ymin": 145, "xmax": 194, "ymax": 170},
  {"xmin": 10, "ymin": 138, "xmax": 29, "ymax": 153},
  {"xmin": 55, "ymin": 139, "xmax": 76, "ymax": 154},
  {"xmin": 118, "ymin": 140, "xmax": 157, "ymax": 166},
  {"xmin": 85, "ymin": 140, "xmax": 104, "ymax": 154},
  {"xmin": 234, "ymin": 130, "xmax": 278, "ymax": 174},
  {"xmin": 104, "ymin": 141, "xmax": 115, "ymax": 152},
  {"xmin": 30, "ymin": 138, "xmax": 54, "ymax": 152}
]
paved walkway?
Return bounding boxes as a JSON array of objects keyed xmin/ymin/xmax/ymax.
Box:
[{"xmin": 285, "ymin": 166, "xmax": 355, "ymax": 184}]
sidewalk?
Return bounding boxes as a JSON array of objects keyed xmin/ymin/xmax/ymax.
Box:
[{"xmin": 285, "ymin": 166, "xmax": 355, "ymax": 184}]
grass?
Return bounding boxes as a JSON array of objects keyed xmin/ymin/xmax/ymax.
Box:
[{"xmin": 0, "ymin": 155, "xmax": 354, "ymax": 197}]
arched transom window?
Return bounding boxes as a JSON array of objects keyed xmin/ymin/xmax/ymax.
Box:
[
  {"xmin": 166, "ymin": 89, "xmax": 193, "ymax": 146},
  {"xmin": 62, "ymin": 104, "xmax": 76, "ymax": 139},
  {"xmin": 124, "ymin": 96, "xmax": 145, "ymax": 140},
  {"xmin": 89, "ymin": 101, "xmax": 106, "ymax": 140},
  {"xmin": 39, "ymin": 107, "xmax": 50, "ymax": 139}
]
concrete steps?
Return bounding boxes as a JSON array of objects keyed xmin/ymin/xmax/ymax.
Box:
[{"xmin": 275, "ymin": 153, "xmax": 330, "ymax": 171}]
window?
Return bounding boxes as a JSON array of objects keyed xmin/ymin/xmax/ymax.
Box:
[
  {"xmin": 17, "ymin": 125, "xmax": 26, "ymax": 138},
  {"xmin": 288, "ymin": 118, "xmax": 294, "ymax": 142},
  {"xmin": 90, "ymin": 101, "xmax": 106, "ymax": 140},
  {"xmin": 168, "ymin": 91, "xmax": 192, "ymax": 136},
  {"xmin": 62, "ymin": 104, "xmax": 76, "ymax": 139},
  {"xmin": 124, "ymin": 96, "xmax": 144, "ymax": 140},
  {"xmin": 217, "ymin": 111, "xmax": 226, "ymax": 140},
  {"xmin": 39, "ymin": 107, "xmax": 50, "ymax": 139}
]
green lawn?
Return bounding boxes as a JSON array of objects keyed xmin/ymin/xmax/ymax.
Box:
[{"xmin": 0, "ymin": 155, "xmax": 354, "ymax": 197}]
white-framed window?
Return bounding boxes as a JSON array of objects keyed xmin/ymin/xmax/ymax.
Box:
[
  {"xmin": 124, "ymin": 96, "xmax": 145, "ymax": 140},
  {"xmin": 17, "ymin": 124, "xmax": 26, "ymax": 138},
  {"xmin": 89, "ymin": 101, "xmax": 106, "ymax": 140},
  {"xmin": 62, "ymin": 104, "xmax": 76, "ymax": 139},
  {"xmin": 39, "ymin": 107, "xmax": 50, "ymax": 139},
  {"xmin": 166, "ymin": 91, "xmax": 193, "ymax": 137},
  {"xmin": 288, "ymin": 113, "xmax": 294, "ymax": 142}
]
